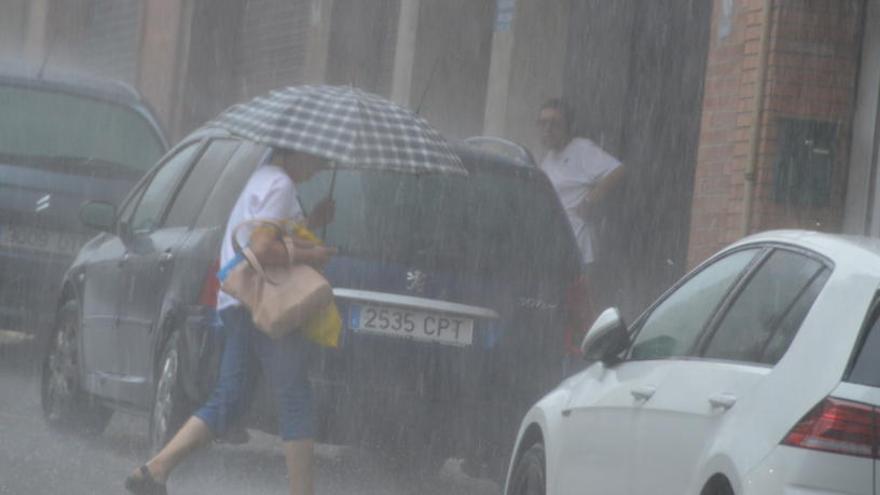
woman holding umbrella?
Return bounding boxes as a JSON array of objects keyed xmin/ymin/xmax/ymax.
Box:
[
  {"xmin": 126, "ymin": 148, "xmax": 336, "ymax": 495},
  {"xmin": 125, "ymin": 85, "xmax": 464, "ymax": 495}
]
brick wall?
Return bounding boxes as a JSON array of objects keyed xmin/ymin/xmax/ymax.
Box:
[{"xmin": 687, "ymin": 0, "xmax": 863, "ymax": 267}]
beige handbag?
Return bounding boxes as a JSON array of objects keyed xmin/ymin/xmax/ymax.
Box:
[{"xmin": 220, "ymin": 219, "xmax": 333, "ymax": 339}]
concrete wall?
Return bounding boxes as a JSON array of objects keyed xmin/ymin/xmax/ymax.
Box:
[
  {"xmin": 844, "ymin": 0, "xmax": 880, "ymax": 235},
  {"xmin": 176, "ymin": 0, "xmax": 243, "ymax": 137},
  {"xmin": 0, "ymin": 0, "xmax": 28, "ymax": 61},
  {"xmin": 41, "ymin": 0, "xmax": 144, "ymax": 84},
  {"xmin": 409, "ymin": 0, "xmax": 495, "ymax": 139},
  {"xmin": 139, "ymin": 0, "xmax": 185, "ymax": 132},
  {"xmin": 501, "ymin": 0, "xmax": 569, "ymax": 156},
  {"xmin": 565, "ymin": 0, "xmax": 713, "ymax": 315},
  {"xmin": 325, "ymin": 0, "xmax": 399, "ymax": 96},
  {"xmin": 563, "ymin": 1, "xmax": 639, "ymax": 156},
  {"xmin": 42, "ymin": 0, "xmax": 90, "ymax": 73}
]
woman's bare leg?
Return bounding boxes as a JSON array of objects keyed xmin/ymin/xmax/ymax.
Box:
[
  {"xmin": 133, "ymin": 416, "xmax": 214, "ymax": 483},
  {"xmin": 283, "ymin": 439, "xmax": 314, "ymax": 495}
]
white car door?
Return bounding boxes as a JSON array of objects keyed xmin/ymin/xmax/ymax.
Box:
[
  {"xmin": 632, "ymin": 247, "xmax": 830, "ymax": 494},
  {"xmin": 555, "ymin": 360, "xmax": 672, "ymax": 495},
  {"xmin": 554, "ymin": 248, "xmax": 761, "ymax": 495}
]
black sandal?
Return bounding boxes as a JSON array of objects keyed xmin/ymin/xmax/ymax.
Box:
[{"xmin": 124, "ymin": 465, "xmax": 167, "ymax": 495}]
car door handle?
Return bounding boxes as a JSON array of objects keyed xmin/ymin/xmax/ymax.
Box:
[
  {"xmin": 630, "ymin": 385, "xmax": 656, "ymax": 401},
  {"xmin": 709, "ymin": 394, "xmax": 737, "ymax": 411},
  {"xmin": 159, "ymin": 251, "xmax": 173, "ymax": 270}
]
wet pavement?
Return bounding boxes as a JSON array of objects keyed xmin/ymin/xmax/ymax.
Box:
[{"xmin": 0, "ymin": 334, "xmax": 501, "ymax": 495}]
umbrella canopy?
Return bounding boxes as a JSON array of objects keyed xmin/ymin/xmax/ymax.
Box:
[{"xmin": 211, "ymin": 85, "xmax": 465, "ymax": 176}]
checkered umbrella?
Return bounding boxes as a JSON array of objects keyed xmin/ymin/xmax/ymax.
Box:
[{"xmin": 211, "ymin": 85, "xmax": 465, "ymax": 176}]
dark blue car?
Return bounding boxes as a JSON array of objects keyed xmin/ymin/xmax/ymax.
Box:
[
  {"xmin": 42, "ymin": 127, "xmax": 582, "ymax": 477},
  {"xmin": 0, "ymin": 69, "xmax": 167, "ymax": 333}
]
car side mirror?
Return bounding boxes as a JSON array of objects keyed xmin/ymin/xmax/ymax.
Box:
[
  {"xmin": 581, "ymin": 307, "xmax": 629, "ymax": 365},
  {"xmin": 79, "ymin": 201, "xmax": 116, "ymax": 232}
]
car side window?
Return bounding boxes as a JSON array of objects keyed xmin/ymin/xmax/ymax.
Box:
[
  {"xmin": 128, "ymin": 143, "xmax": 202, "ymax": 234},
  {"xmin": 629, "ymin": 249, "xmax": 759, "ymax": 360},
  {"xmin": 848, "ymin": 300, "xmax": 880, "ymax": 388},
  {"xmin": 702, "ymin": 249, "xmax": 827, "ymax": 364},
  {"xmin": 164, "ymin": 139, "xmax": 241, "ymax": 228},
  {"xmin": 760, "ymin": 269, "xmax": 829, "ymax": 364}
]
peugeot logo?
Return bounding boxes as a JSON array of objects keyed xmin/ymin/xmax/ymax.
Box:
[{"xmin": 406, "ymin": 269, "xmax": 427, "ymax": 294}]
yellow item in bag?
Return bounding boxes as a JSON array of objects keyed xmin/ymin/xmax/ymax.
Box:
[
  {"xmin": 288, "ymin": 222, "xmax": 342, "ymax": 348},
  {"xmin": 302, "ymin": 302, "xmax": 342, "ymax": 348}
]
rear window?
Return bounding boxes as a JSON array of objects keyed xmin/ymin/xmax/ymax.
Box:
[
  {"xmin": 0, "ymin": 85, "xmax": 165, "ymax": 174},
  {"xmin": 297, "ymin": 163, "xmax": 579, "ymax": 276},
  {"xmin": 848, "ymin": 300, "xmax": 880, "ymax": 387}
]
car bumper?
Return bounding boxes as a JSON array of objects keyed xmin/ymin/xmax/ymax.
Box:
[
  {"xmin": 0, "ymin": 249, "xmax": 69, "ymax": 331},
  {"xmin": 741, "ymin": 445, "xmax": 872, "ymax": 495}
]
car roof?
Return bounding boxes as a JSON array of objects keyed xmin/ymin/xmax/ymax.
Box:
[
  {"xmin": 451, "ymin": 143, "xmax": 549, "ymax": 182},
  {"xmin": 0, "ymin": 65, "xmax": 168, "ymax": 147},
  {"xmin": 729, "ymin": 230, "xmax": 880, "ymax": 277}
]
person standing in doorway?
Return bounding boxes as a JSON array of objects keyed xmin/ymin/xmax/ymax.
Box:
[{"xmin": 537, "ymin": 98, "xmax": 624, "ymax": 366}]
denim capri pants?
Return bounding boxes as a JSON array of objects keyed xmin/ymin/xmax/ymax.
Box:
[{"xmin": 194, "ymin": 305, "xmax": 315, "ymax": 441}]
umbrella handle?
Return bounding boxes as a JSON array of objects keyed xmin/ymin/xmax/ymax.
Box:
[{"xmin": 321, "ymin": 165, "xmax": 337, "ymax": 242}]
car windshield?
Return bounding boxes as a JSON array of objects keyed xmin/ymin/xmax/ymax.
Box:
[
  {"xmin": 0, "ymin": 84, "xmax": 165, "ymax": 174},
  {"xmin": 298, "ymin": 162, "xmax": 577, "ymax": 276}
]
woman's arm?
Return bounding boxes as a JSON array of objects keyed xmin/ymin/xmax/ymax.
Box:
[
  {"xmin": 249, "ymin": 227, "xmax": 336, "ymax": 268},
  {"xmin": 306, "ymin": 196, "xmax": 336, "ymax": 230}
]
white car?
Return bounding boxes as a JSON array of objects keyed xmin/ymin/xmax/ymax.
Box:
[{"xmin": 505, "ymin": 230, "xmax": 880, "ymax": 495}]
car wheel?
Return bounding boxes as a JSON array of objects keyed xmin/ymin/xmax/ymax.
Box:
[
  {"xmin": 149, "ymin": 330, "xmax": 191, "ymax": 454},
  {"xmin": 507, "ymin": 443, "xmax": 545, "ymax": 495},
  {"xmin": 40, "ymin": 299, "xmax": 112, "ymax": 434}
]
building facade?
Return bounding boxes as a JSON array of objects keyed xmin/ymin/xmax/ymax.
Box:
[
  {"xmin": 689, "ymin": 0, "xmax": 868, "ymax": 266},
  {"xmin": 10, "ymin": 1, "xmax": 877, "ymax": 312},
  {"xmin": 0, "ymin": 0, "xmax": 713, "ymax": 313}
]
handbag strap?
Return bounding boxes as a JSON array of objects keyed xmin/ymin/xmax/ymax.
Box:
[
  {"xmin": 231, "ymin": 218, "xmax": 283, "ymax": 255},
  {"xmin": 231, "ymin": 219, "xmax": 296, "ymax": 285},
  {"xmin": 240, "ymin": 245, "xmax": 278, "ymax": 285}
]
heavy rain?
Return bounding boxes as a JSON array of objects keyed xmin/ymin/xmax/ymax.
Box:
[{"xmin": 0, "ymin": 1, "xmax": 877, "ymax": 494}]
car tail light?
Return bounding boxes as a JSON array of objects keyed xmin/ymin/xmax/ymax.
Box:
[
  {"xmin": 198, "ymin": 259, "xmax": 221, "ymax": 308},
  {"xmin": 563, "ymin": 275, "xmax": 589, "ymax": 356},
  {"xmin": 782, "ymin": 397, "xmax": 878, "ymax": 458}
]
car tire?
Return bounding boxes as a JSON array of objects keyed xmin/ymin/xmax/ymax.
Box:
[
  {"xmin": 40, "ymin": 299, "xmax": 113, "ymax": 435},
  {"xmin": 507, "ymin": 443, "xmax": 545, "ymax": 495},
  {"xmin": 149, "ymin": 330, "xmax": 191, "ymax": 454}
]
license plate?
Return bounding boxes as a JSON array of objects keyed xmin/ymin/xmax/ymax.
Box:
[
  {"xmin": 0, "ymin": 224, "xmax": 88, "ymax": 256},
  {"xmin": 349, "ymin": 304, "xmax": 474, "ymax": 346}
]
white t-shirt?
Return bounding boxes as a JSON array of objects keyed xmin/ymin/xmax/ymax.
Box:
[
  {"xmin": 541, "ymin": 137, "xmax": 621, "ymax": 265},
  {"xmin": 217, "ymin": 160, "xmax": 305, "ymax": 310}
]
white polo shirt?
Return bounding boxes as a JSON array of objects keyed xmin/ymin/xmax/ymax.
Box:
[
  {"xmin": 541, "ymin": 137, "xmax": 621, "ymax": 265},
  {"xmin": 217, "ymin": 160, "xmax": 305, "ymax": 311}
]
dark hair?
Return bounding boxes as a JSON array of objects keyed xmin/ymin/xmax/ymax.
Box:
[{"xmin": 540, "ymin": 97, "xmax": 574, "ymax": 130}]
